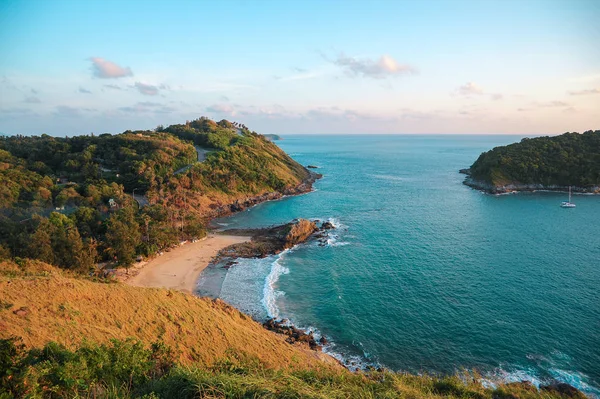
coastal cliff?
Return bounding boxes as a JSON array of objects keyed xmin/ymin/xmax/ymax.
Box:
[{"xmin": 462, "ymin": 130, "xmax": 600, "ymax": 194}]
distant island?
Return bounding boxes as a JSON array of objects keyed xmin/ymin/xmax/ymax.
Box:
[
  {"xmin": 461, "ymin": 130, "xmax": 600, "ymax": 194},
  {"xmin": 263, "ymin": 133, "xmax": 282, "ymax": 141}
]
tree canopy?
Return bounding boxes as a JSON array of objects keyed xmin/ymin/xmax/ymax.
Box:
[
  {"xmin": 468, "ymin": 130, "xmax": 600, "ymax": 188},
  {"xmin": 0, "ymin": 117, "xmax": 306, "ymax": 270}
]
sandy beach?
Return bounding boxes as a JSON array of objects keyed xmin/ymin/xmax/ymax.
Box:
[{"xmin": 126, "ymin": 234, "xmax": 250, "ymax": 294}]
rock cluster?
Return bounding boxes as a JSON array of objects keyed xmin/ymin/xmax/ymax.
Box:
[
  {"xmin": 263, "ymin": 318, "xmax": 322, "ymax": 350},
  {"xmin": 213, "ymin": 219, "xmax": 336, "ymax": 262}
]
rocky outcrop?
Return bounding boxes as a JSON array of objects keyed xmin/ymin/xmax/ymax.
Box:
[
  {"xmin": 263, "ymin": 318, "xmax": 321, "ymax": 351},
  {"xmin": 462, "ymin": 175, "xmax": 600, "ymax": 194},
  {"xmin": 284, "ymin": 219, "xmax": 318, "ymax": 249},
  {"xmin": 307, "ymin": 165, "xmax": 319, "ymax": 169},
  {"xmin": 540, "ymin": 382, "xmax": 586, "ymax": 399},
  {"xmin": 213, "ymin": 219, "xmax": 333, "ymax": 262}
]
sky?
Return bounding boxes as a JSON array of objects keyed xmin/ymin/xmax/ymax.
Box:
[{"xmin": 0, "ymin": 0, "xmax": 599, "ymax": 135}]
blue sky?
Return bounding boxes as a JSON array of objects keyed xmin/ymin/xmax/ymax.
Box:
[{"xmin": 1, "ymin": 0, "xmax": 599, "ymax": 135}]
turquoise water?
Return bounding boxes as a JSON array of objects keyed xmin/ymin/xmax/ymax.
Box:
[{"xmin": 199, "ymin": 135, "xmax": 600, "ymax": 396}]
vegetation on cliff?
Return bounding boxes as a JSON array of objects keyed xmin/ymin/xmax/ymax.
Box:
[
  {"xmin": 466, "ymin": 130, "xmax": 600, "ymax": 190},
  {"xmin": 0, "ymin": 117, "xmax": 311, "ymax": 270},
  {"xmin": 1, "ymin": 261, "xmax": 581, "ymax": 399}
]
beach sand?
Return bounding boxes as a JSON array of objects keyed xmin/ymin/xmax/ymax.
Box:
[{"xmin": 126, "ymin": 234, "xmax": 250, "ymax": 294}]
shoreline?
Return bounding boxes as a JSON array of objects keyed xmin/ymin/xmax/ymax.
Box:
[
  {"xmin": 124, "ymin": 234, "xmax": 250, "ymax": 294},
  {"xmin": 460, "ymin": 173, "xmax": 600, "ymax": 195},
  {"xmin": 121, "ymin": 170, "xmax": 322, "ymax": 293}
]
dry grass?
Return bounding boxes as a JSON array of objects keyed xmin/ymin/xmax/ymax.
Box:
[{"xmin": 0, "ymin": 260, "xmax": 337, "ymax": 370}]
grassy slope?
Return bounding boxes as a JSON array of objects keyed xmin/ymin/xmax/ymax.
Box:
[
  {"xmin": 0, "ymin": 261, "xmax": 581, "ymax": 398},
  {"xmin": 0, "ymin": 261, "xmax": 332, "ymax": 370}
]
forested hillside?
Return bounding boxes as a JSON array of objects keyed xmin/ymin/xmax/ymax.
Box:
[
  {"xmin": 0, "ymin": 118, "xmax": 311, "ymax": 271},
  {"xmin": 465, "ymin": 130, "xmax": 600, "ymax": 191}
]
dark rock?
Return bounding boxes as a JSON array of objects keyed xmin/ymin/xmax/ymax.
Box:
[
  {"xmin": 321, "ymin": 221, "xmax": 335, "ymax": 230},
  {"xmin": 459, "ymin": 168, "xmax": 471, "ymax": 175},
  {"xmin": 307, "ymin": 165, "xmax": 319, "ymax": 169},
  {"xmin": 319, "ymin": 336, "xmax": 328, "ymax": 345},
  {"xmin": 13, "ymin": 307, "xmax": 29, "ymax": 317},
  {"xmin": 263, "ymin": 318, "xmax": 322, "ymax": 351},
  {"xmin": 540, "ymin": 382, "xmax": 586, "ymax": 398}
]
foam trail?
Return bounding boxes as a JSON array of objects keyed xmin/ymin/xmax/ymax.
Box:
[{"xmin": 262, "ymin": 250, "xmax": 290, "ymax": 319}]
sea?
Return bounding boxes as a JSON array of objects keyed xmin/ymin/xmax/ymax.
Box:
[{"xmin": 196, "ymin": 135, "xmax": 600, "ymax": 397}]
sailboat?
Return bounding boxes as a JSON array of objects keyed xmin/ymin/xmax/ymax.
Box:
[{"xmin": 560, "ymin": 186, "xmax": 576, "ymax": 208}]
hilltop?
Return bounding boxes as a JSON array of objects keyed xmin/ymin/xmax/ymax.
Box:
[{"xmin": 462, "ymin": 130, "xmax": 600, "ymax": 193}]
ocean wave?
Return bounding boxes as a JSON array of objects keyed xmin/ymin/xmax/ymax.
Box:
[
  {"xmin": 261, "ymin": 250, "xmax": 290, "ymax": 319},
  {"xmin": 482, "ymin": 353, "xmax": 600, "ymax": 398},
  {"xmin": 277, "ymin": 320, "xmax": 378, "ymax": 372}
]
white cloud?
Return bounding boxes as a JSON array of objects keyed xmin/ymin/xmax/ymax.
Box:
[
  {"xmin": 333, "ymin": 54, "xmax": 417, "ymax": 79},
  {"xmin": 90, "ymin": 57, "xmax": 133, "ymax": 79}
]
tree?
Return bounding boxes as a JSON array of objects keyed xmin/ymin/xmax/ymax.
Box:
[
  {"xmin": 105, "ymin": 207, "xmax": 141, "ymax": 268},
  {"xmin": 27, "ymin": 217, "xmax": 55, "ymax": 264}
]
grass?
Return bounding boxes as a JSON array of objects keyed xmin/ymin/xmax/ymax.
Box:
[
  {"xmin": 1, "ymin": 337, "xmax": 576, "ymax": 399},
  {"xmin": 0, "ymin": 260, "xmax": 332, "ymax": 370}
]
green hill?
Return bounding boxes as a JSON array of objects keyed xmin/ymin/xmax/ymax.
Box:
[
  {"xmin": 463, "ymin": 130, "xmax": 600, "ymax": 193},
  {"xmin": 0, "ymin": 118, "xmax": 313, "ymax": 271}
]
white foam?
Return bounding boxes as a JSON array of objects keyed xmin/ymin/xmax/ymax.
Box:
[
  {"xmin": 483, "ymin": 362, "xmax": 600, "ymax": 398},
  {"xmin": 261, "ymin": 250, "xmax": 290, "ymax": 319}
]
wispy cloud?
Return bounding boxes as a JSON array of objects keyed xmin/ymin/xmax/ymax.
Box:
[
  {"xmin": 79, "ymin": 87, "xmax": 92, "ymax": 94},
  {"xmin": 536, "ymin": 100, "xmax": 570, "ymax": 107},
  {"xmin": 206, "ymin": 103, "xmax": 235, "ymax": 115},
  {"xmin": 456, "ymin": 82, "xmax": 503, "ymax": 100},
  {"xmin": 90, "ymin": 57, "xmax": 133, "ymax": 79},
  {"xmin": 333, "ymin": 54, "xmax": 417, "ymax": 79},
  {"xmin": 137, "ymin": 101, "xmax": 162, "ymax": 107},
  {"xmin": 568, "ymin": 88, "xmax": 600, "ymax": 95},
  {"xmin": 117, "ymin": 102, "xmax": 175, "ymax": 114},
  {"xmin": 134, "ymin": 82, "xmax": 159, "ymax": 96},
  {"xmin": 53, "ymin": 105, "xmax": 95, "ymax": 117},
  {"xmin": 276, "ymin": 71, "xmax": 321, "ymax": 82},
  {"xmin": 457, "ymin": 82, "xmax": 484, "ymax": 96},
  {"xmin": 24, "ymin": 96, "xmax": 41, "ymax": 103},
  {"xmin": 103, "ymin": 84, "xmax": 122, "ymax": 90}
]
